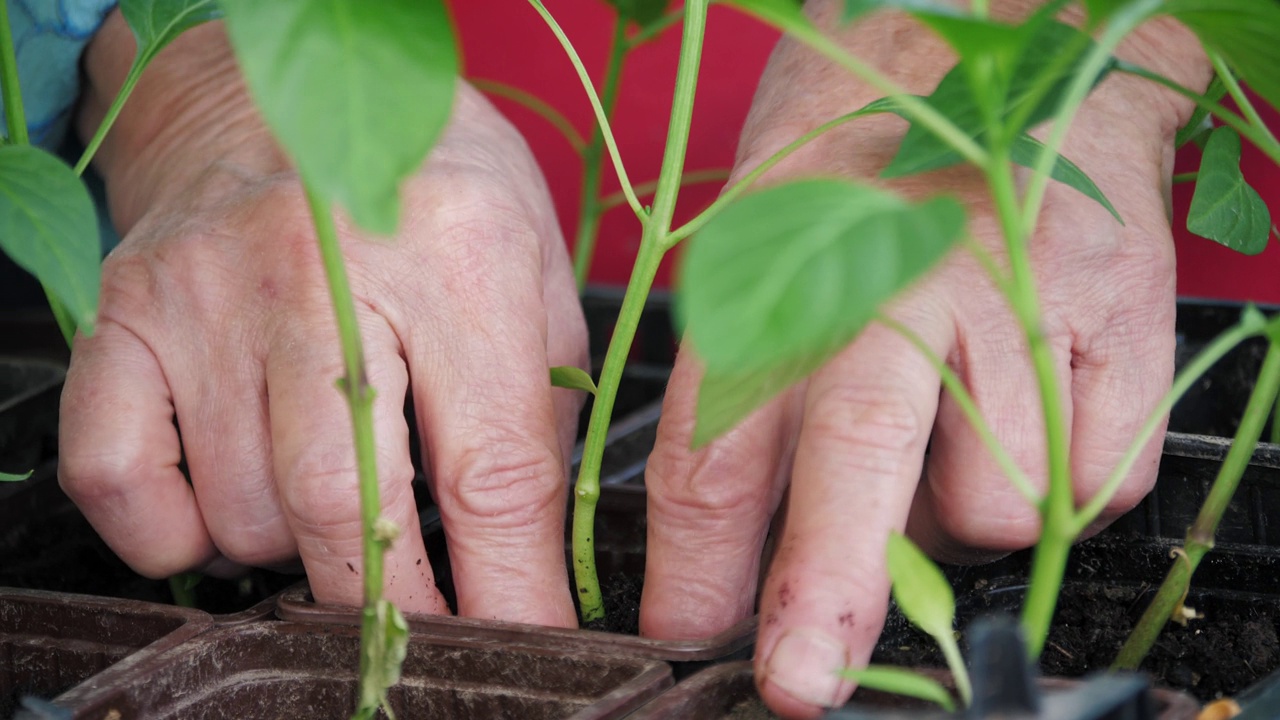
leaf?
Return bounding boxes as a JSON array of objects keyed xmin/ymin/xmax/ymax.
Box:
[
  {"xmin": 120, "ymin": 0, "xmax": 222, "ymax": 66},
  {"xmin": 886, "ymin": 532, "xmax": 956, "ymax": 640},
  {"xmin": 679, "ymin": 180, "xmax": 965, "ymax": 446},
  {"xmin": 883, "ymin": 20, "xmax": 1112, "ymax": 178},
  {"xmin": 1174, "ymin": 76, "xmax": 1225, "ymax": 149},
  {"xmin": 841, "ymin": 0, "xmax": 961, "ymax": 23},
  {"xmin": 0, "ymin": 470, "xmax": 32, "ymax": 482},
  {"xmin": 1187, "ymin": 127, "xmax": 1270, "ymax": 256},
  {"xmin": 1009, "ymin": 134, "xmax": 1121, "ymax": 223},
  {"xmin": 722, "ymin": 0, "xmax": 809, "ymax": 34},
  {"xmin": 838, "ymin": 665, "xmax": 956, "ymax": 712},
  {"xmin": 605, "ymin": 0, "xmax": 670, "ymax": 26},
  {"xmin": 219, "ymin": 0, "xmax": 458, "ymax": 235},
  {"xmin": 0, "ymin": 146, "xmax": 100, "ymax": 333},
  {"xmin": 355, "ymin": 599, "xmax": 409, "ymax": 720},
  {"xmin": 550, "ymin": 366, "xmax": 597, "ymax": 395},
  {"xmin": 1163, "ymin": 0, "xmax": 1280, "ymax": 117}
]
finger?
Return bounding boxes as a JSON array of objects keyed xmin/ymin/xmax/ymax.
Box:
[
  {"xmin": 1069, "ymin": 266, "xmax": 1176, "ymax": 530},
  {"xmin": 268, "ymin": 312, "xmax": 446, "ymax": 615},
  {"xmin": 407, "ymin": 229, "xmax": 575, "ymax": 627},
  {"xmin": 171, "ymin": 347, "xmax": 296, "ymax": 568},
  {"xmin": 59, "ymin": 321, "xmax": 219, "ymax": 578},
  {"xmin": 755, "ymin": 308, "xmax": 953, "ymax": 718},
  {"xmin": 906, "ymin": 299, "xmax": 1074, "ymax": 563},
  {"xmin": 640, "ymin": 345, "xmax": 799, "ymax": 640},
  {"xmin": 537, "ymin": 190, "xmax": 590, "ymax": 474}
]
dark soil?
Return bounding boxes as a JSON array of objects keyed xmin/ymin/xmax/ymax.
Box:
[
  {"xmin": 580, "ymin": 570, "xmax": 644, "ymax": 635},
  {"xmin": 873, "ymin": 534, "xmax": 1280, "ymax": 702}
]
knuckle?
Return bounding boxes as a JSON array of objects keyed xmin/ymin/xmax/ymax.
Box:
[
  {"xmin": 278, "ymin": 462, "xmax": 362, "ymax": 538},
  {"xmin": 929, "ymin": 480, "xmax": 1043, "ymax": 550},
  {"xmin": 805, "ymin": 385, "xmax": 928, "ymax": 477},
  {"xmin": 437, "ymin": 443, "xmax": 563, "ymax": 528},
  {"xmin": 58, "ymin": 448, "xmax": 144, "ymax": 506},
  {"xmin": 647, "ymin": 434, "xmax": 773, "ymax": 528}
]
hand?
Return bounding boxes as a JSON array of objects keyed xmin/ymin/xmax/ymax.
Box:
[
  {"xmin": 59, "ymin": 13, "xmax": 587, "ymax": 625},
  {"xmin": 638, "ymin": 3, "xmax": 1211, "ymax": 717}
]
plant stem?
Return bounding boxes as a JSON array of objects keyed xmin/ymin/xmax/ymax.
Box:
[
  {"xmin": 627, "ymin": 7, "xmax": 686, "ymax": 49},
  {"xmin": 1113, "ymin": 343, "xmax": 1280, "ymax": 670},
  {"xmin": 1074, "ymin": 316, "xmax": 1266, "ymax": 533},
  {"xmin": 1020, "ymin": 0, "xmax": 1156, "ymax": 239},
  {"xmin": 988, "ymin": 150, "xmax": 1072, "ymax": 659},
  {"xmin": 0, "ymin": 0, "xmax": 27, "ymax": 146},
  {"xmin": 879, "ymin": 313, "xmax": 1039, "ymax": 506},
  {"xmin": 599, "ymin": 168, "xmax": 730, "ymax": 213},
  {"xmin": 471, "ymin": 78, "xmax": 586, "ymax": 154},
  {"xmin": 1117, "ymin": 61, "xmax": 1280, "ymax": 167},
  {"xmin": 528, "ymin": 0, "xmax": 646, "ymax": 222},
  {"xmin": 1171, "ymin": 171, "xmax": 1198, "ymax": 185},
  {"xmin": 1208, "ymin": 50, "xmax": 1278, "ymax": 150},
  {"xmin": 573, "ymin": 16, "xmax": 629, "ymax": 290},
  {"xmin": 571, "ymin": 0, "xmax": 709, "ymax": 622},
  {"xmin": 302, "ymin": 185, "xmax": 386, "ymax": 690},
  {"xmin": 75, "ymin": 59, "xmax": 149, "ymax": 175},
  {"xmin": 667, "ymin": 105, "xmax": 886, "ymax": 248}
]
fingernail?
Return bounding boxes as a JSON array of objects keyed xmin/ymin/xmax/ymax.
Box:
[{"xmin": 764, "ymin": 628, "xmax": 850, "ymax": 708}]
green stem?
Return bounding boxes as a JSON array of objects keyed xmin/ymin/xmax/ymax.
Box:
[
  {"xmin": 528, "ymin": 0, "xmax": 646, "ymax": 222},
  {"xmin": 938, "ymin": 635, "xmax": 972, "ymax": 708},
  {"xmin": 471, "ymin": 78, "xmax": 586, "ymax": 154},
  {"xmin": 1208, "ymin": 50, "xmax": 1278, "ymax": 150},
  {"xmin": 878, "ymin": 313, "xmax": 1039, "ymax": 506},
  {"xmin": 1117, "ymin": 61, "xmax": 1280, "ymax": 167},
  {"xmin": 0, "ymin": 0, "xmax": 27, "ymax": 145},
  {"xmin": 627, "ymin": 7, "xmax": 686, "ymax": 49},
  {"xmin": 1073, "ymin": 316, "xmax": 1266, "ymax": 533},
  {"xmin": 667, "ymin": 106, "xmax": 883, "ymax": 248},
  {"xmin": 571, "ymin": 0, "xmax": 710, "ymax": 622},
  {"xmin": 1020, "ymin": 1, "xmax": 1156, "ymax": 239},
  {"xmin": 75, "ymin": 58, "xmax": 149, "ymax": 176},
  {"xmin": 573, "ymin": 16, "xmax": 629, "ymax": 290},
  {"xmin": 1113, "ymin": 343, "xmax": 1280, "ymax": 670},
  {"xmin": 987, "ymin": 151, "xmax": 1073, "ymax": 659},
  {"xmin": 1171, "ymin": 171, "xmax": 1198, "ymax": 185},
  {"xmin": 1271, "ymin": 382, "xmax": 1279, "ymax": 446},
  {"xmin": 302, "ymin": 184, "xmax": 385, "ymax": 687},
  {"xmin": 599, "ymin": 168, "xmax": 731, "ymax": 213}
]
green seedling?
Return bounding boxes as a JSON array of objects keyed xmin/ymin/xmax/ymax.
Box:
[{"xmin": 0, "ymin": 470, "xmax": 32, "ymax": 482}]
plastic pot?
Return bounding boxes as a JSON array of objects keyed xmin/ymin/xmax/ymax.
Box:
[
  {"xmin": 61, "ymin": 620, "xmax": 672, "ymax": 720},
  {"xmin": 1, "ymin": 588, "xmax": 210, "ymax": 717}
]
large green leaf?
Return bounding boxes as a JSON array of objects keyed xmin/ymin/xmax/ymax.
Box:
[
  {"xmin": 1163, "ymin": 0, "xmax": 1280, "ymax": 117},
  {"xmin": 121, "ymin": 0, "xmax": 223, "ymax": 65},
  {"xmin": 219, "ymin": 0, "xmax": 457, "ymax": 235},
  {"xmin": 679, "ymin": 180, "xmax": 964, "ymax": 445},
  {"xmin": 1187, "ymin": 127, "xmax": 1271, "ymax": 256},
  {"xmin": 883, "ymin": 20, "xmax": 1112, "ymax": 178},
  {"xmin": 0, "ymin": 146, "xmax": 100, "ymax": 333}
]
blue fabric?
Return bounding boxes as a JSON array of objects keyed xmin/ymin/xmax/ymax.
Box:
[{"xmin": 2, "ymin": 0, "xmax": 119, "ymax": 148}]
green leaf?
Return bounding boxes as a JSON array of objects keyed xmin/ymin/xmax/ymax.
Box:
[
  {"xmin": 1163, "ymin": 0, "xmax": 1280, "ymax": 117},
  {"xmin": 883, "ymin": 21, "xmax": 1111, "ymax": 179},
  {"xmin": 839, "ymin": 665, "xmax": 956, "ymax": 711},
  {"xmin": 121, "ymin": 0, "xmax": 222, "ymax": 66},
  {"xmin": 0, "ymin": 146, "xmax": 100, "ymax": 333},
  {"xmin": 1187, "ymin": 127, "xmax": 1270, "ymax": 256},
  {"xmin": 605, "ymin": 0, "xmax": 670, "ymax": 26},
  {"xmin": 355, "ymin": 599, "xmax": 409, "ymax": 720},
  {"xmin": 1174, "ymin": 76, "xmax": 1225, "ymax": 149},
  {"xmin": 550, "ymin": 366, "xmax": 597, "ymax": 395},
  {"xmin": 1009, "ymin": 134, "xmax": 1121, "ymax": 223},
  {"xmin": 679, "ymin": 180, "xmax": 965, "ymax": 446},
  {"xmin": 0, "ymin": 469, "xmax": 32, "ymax": 482},
  {"xmin": 841, "ymin": 0, "xmax": 960, "ymax": 23},
  {"xmin": 886, "ymin": 532, "xmax": 956, "ymax": 640},
  {"xmin": 219, "ymin": 0, "xmax": 458, "ymax": 235}
]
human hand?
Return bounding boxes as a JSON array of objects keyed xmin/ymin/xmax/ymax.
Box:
[
  {"xmin": 58, "ymin": 13, "xmax": 586, "ymax": 625},
  {"xmin": 639, "ymin": 3, "xmax": 1211, "ymax": 717}
]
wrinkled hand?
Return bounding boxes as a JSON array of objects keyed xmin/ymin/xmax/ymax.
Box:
[
  {"xmin": 59, "ymin": 14, "xmax": 586, "ymax": 625},
  {"xmin": 639, "ymin": 4, "xmax": 1211, "ymax": 717}
]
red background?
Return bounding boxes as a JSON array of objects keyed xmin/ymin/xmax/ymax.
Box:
[{"xmin": 449, "ymin": 0, "xmax": 1279, "ymax": 304}]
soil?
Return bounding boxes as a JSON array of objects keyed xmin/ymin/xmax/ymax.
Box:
[
  {"xmin": 873, "ymin": 533, "xmax": 1280, "ymax": 703},
  {"xmin": 580, "ymin": 570, "xmax": 644, "ymax": 635}
]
